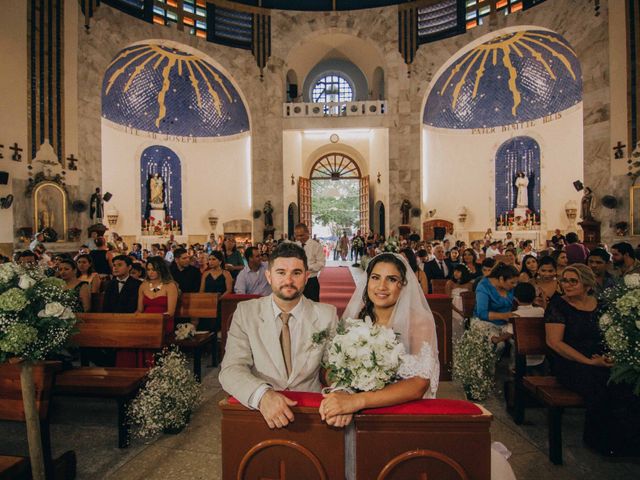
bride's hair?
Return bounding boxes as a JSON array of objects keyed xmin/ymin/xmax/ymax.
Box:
[{"xmin": 359, "ymin": 253, "xmax": 407, "ymax": 322}]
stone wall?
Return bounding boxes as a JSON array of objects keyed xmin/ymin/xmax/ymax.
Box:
[{"xmin": 74, "ymin": 0, "xmax": 619, "ymax": 240}]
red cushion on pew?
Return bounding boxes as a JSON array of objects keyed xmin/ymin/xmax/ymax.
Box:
[
  {"xmin": 222, "ymin": 294, "xmax": 261, "ymax": 301},
  {"xmin": 361, "ymin": 399, "xmax": 482, "ymax": 415},
  {"xmin": 228, "ymin": 391, "xmax": 323, "ymax": 408},
  {"xmin": 425, "ymin": 294, "xmax": 450, "ymax": 300}
]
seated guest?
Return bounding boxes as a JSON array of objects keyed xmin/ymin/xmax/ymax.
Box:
[
  {"xmin": 565, "ymin": 232, "xmax": 589, "ymax": 264},
  {"xmin": 130, "ymin": 263, "xmax": 145, "ymax": 280},
  {"xmin": 76, "ymin": 254, "xmax": 101, "ymax": 294},
  {"xmin": 611, "ymin": 241, "xmax": 640, "ymax": 278},
  {"xmin": 58, "ymin": 258, "xmax": 91, "ymax": 312},
  {"xmin": 534, "ymin": 256, "xmax": 561, "ymax": 308},
  {"xmin": 234, "ymin": 247, "xmax": 271, "ymax": 296},
  {"xmin": 129, "ymin": 242, "xmax": 143, "ymax": 260},
  {"xmin": 503, "ymin": 247, "xmax": 518, "ymax": 267},
  {"xmin": 103, "ymin": 255, "xmax": 142, "ymax": 313},
  {"xmin": 445, "ymin": 264, "xmax": 474, "ymax": 296},
  {"xmin": 222, "ymin": 236, "xmax": 245, "ymax": 280},
  {"xmin": 448, "ymin": 247, "xmax": 461, "ymax": 266},
  {"xmin": 545, "ymin": 265, "xmax": 640, "ymax": 456},
  {"xmin": 587, "ymin": 248, "xmax": 616, "ymax": 295},
  {"xmin": 16, "ymin": 250, "xmax": 38, "ymax": 267},
  {"xmin": 461, "ymin": 248, "xmax": 481, "ymax": 278},
  {"xmin": 485, "ymin": 241, "xmax": 501, "ymax": 258},
  {"xmin": 198, "ymin": 251, "xmax": 233, "ymax": 331},
  {"xmin": 551, "ymin": 229, "xmax": 566, "ymax": 249},
  {"xmin": 472, "ymin": 257, "xmax": 496, "ymax": 291},
  {"xmin": 518, "ymin": 255, "xmax": 539, "ymax": 283},
  {"xmin": 423, "ymin": 245, "xmax": 452, "ymax": 293},
  {"xmin": 472, "ymin": 263, "xmax": 519, "ymax": 353},
  {"xmin": 400, "ymin": 248, "xmax": 429, "ymax": 295},
  {"xmin": 517, "ymin": 240, "xmax": 536, "ymax": 263},
  {"xmin": 170, "ymin": 247, "xmax": 201, "ymax": 293},
  {"xmin": 116, "ymin": 257, "xmax": 178, "ymax": 368},
  {"xmin": 551, "ymin": 249, "xmax": 569, "ymax": 276}
]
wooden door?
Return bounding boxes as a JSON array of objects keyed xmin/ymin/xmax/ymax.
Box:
[
  {"xmin": 298, "ymin": 177, "xmax": 311, "ymax": 229},
  {"xmin": 360, "ymin": 176, "xmax": 370, "ymax": 233}
]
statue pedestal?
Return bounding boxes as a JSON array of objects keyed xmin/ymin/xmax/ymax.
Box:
[
  {"xmin": 578, "ymin": 219, "xmax": 601, "ymax": 250},
  {"xmin": 514, "ymin": 207, "xmax": 528, "ymax": 220},
  {"xmin": 263, "ymin": 226, "xmax": 275, "ymax": 242},
  {"xmin": 149, "ymin": 209, "xmax": 166, "ymax": 225}
]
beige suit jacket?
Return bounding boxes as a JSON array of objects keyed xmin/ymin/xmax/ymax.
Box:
[{"xmin": 219, "ymin": 295, "xmax": 338, "ymax": 407}]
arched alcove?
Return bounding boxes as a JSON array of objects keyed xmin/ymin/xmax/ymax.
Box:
[
  {"xmin": 303, "ymin": 59, "xmax": 368, "ymax": 102},
  {"xmin": 286, "ymin": 69, "xmax": 299, "ymax": 102},
  {"xmin": 140, "ymin": 145, "xmax": 182, "ymax": 226},
  {"xmin": 287, "ymin": 202, "xmax": 299, "ymax": 239},
  {"xmin": 374, "ymin": 200, "xmax": 385, "ymax": 235}
]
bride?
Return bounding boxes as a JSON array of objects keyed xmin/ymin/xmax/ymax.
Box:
[{"xmin": 320, "ymin": 253, "xmax": 439, "ymax": 426}]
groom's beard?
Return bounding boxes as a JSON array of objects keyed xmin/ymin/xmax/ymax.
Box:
[{"xmin": 273, "ymin": 284, "xmax": 304, "ymax": 301}]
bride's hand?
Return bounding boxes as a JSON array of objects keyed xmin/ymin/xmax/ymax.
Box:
[
  {"xmin": 320, "ymin": 392, "xmax": 364, "ymax": 418},
  {"xmin": 324, "ymin": 413, "xmax": 353, "ymax": 428}
]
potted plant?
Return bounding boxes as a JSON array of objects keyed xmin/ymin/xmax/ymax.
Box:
[
  {"xmin": 0, "ymin": 263, "xmax": 78, "ymax": 479},
  {"xmin": 128, "ymin": 348, "xmax": 201, "ymax": 439}
]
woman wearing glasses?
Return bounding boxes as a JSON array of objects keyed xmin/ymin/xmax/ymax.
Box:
[{"xmin": 545, "ymin": 264, "xmax": 640, "ymax": 456}]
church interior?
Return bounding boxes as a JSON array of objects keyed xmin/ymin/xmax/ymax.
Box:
[{"xmin": 1, "ymin": 0, "xmax": 640, "ymax": 479}]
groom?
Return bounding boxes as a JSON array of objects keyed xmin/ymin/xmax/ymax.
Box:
[{"xmin": 219, "ymin": 242, "xmax": 338, "ymax": 429}]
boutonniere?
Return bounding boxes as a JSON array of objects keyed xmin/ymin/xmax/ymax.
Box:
[{"xmin": 309, "ymin": 327, "xmax": 330, "ymax": 348}]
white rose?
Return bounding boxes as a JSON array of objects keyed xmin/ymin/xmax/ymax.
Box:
[
  {"xmin": 38, "ymin": 302, "xmax": 66, "ymax": 318},
  {"xmin": 599, "ymin": 314, "xmax": 613, "ymax": 328},
  {"xmin": 60, "ymin": 307, "xmax": 75, "ymax": 320},
  {"xmin": 18, "ymin": 274, "xmax": 37, "ymax": 290},
  {"xmin": 624, "ymin": 273, "xmax": 640, "ymax": 288},
  {"xmin": 636, "ymin": 320, "xmax": 640, "ymax": 330}
]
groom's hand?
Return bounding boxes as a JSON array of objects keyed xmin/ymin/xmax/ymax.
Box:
[
  {"xmin": 324, "ymin": 413, "xmax": 353, "ymax": 428},
  {"xmin": 258, "ymin": 390, "xmax": 297, "ymax": 429}
]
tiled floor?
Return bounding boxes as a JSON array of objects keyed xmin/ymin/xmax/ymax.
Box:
[{"xmin": 2, "ymin": 362, "xmax": 639, "ymax": 479}]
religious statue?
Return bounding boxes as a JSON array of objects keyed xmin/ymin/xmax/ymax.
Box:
[
  {"xmin": 149, "ymin": 173, "xmax": 165, "ymax": 207},
  {"xmin": 400, "ymin": 199, "xmax": 412, "ymax": 225},
  {"xmin": 89, "ymin": 187, "xmax": 104, "ymax": 222},
  {"xmin": 263, "ymin": 201, "xmax": 274, "ymax": 227},
  {"xmin": 580, "ymin": 187, "xmax": 594, "ymax": 221},
  {"xmin": 515, "ymin": 172, "xmax": 529, "ymax": 209}
]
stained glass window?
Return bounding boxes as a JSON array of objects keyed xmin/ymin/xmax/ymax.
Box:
[{"xmin": 152, "ymin": 0, "xmax": 207, "ymax": 38}]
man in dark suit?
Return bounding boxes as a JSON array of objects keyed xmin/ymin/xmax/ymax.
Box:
[
  {"xmin": 423, "ymin": 245, "xmax": 453, "ymax": 293},
  {"xmin": 103, "ymin": 255, "xmax": 142, "ymax": 313},
  {"xmin": 170, "ymin": 247, "xmax": 201, "ymax": 293}
]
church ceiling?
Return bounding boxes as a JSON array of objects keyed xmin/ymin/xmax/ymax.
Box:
[
  {"xmin": 101, "ymin": 43, "xmax": 249, "ymax": 137},
  {"xmin": 423, "ymin": 29, "xmax": 582, "ymax": 129}
]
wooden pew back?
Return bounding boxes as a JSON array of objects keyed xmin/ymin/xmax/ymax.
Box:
[
  {"xmin": 176, "ymin": 292, "xmax": 218, "ymax": 318},
  {"xmin": 460, "ymin": 290, "xmax": 475, "ymax": 319},
  {"xmin": 220, "ymin": 294, "xmax": 261, "ymax": 358},
  {"xmin": 430, "ymin": 279, "xmax": 448, "ymax": 295},
  {"xmin": 74, "ymin": 313, "xmax": 168, "ymax": 349},
  {"xmin": 425, "ymin": 294, "xmax": 452, "ymax": 381},
  {"xmin": 512, "ymin": 316, "xmax": 547, "ymax": 356},
  {"xmin": 0, "ymin": 361, "xmax": 61, "ymax": 422}
]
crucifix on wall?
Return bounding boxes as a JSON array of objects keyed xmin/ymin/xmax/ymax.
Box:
[
  {"xmin": 10, "ymin": 142, "xmax": 23, "ymax": 162},
  {"xmin": 66, "ymin": 154, "xmax": 78, "ymax": 171},
  {"xmin": 613, "ymin": 141, "xmax": 626, "ymax": 159}
]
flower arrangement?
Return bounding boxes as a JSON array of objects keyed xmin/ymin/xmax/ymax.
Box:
[
  {"xmin": 598, "ymin": 274, "xmax": 640, "ymax": 394},
  {"xmin": 452, "ymin": 323, "xmax": 497, "ymax": 401},
  {"xmin": 352, "ymin": 236, "xmax": 363, "ymax": 250},
  {"xmin": 0, "ymin": 263, "xmax": 78, "ymax": 362},
  {"xmin": 323, "ymin": 317, "xmax": 405, "ymax": 392},
  {"xmin": 382, "ymin": 238, "xmax": 400, "ymax": 253},
  {"xmin": 175, "ymin": 322, "xmax": 196, "ymax": 341},
  {"xmin": 127, "ymin": 348, "xmax": 201, "ymax": 439}
]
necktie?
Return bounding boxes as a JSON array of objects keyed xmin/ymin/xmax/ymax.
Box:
[
  {"xmin": 280, "ymin": 312, "xmax": 292, "ymax": 377},
  {"xmin": 117, "ymin": 279, "xmax": 126, "ymax": 292}
]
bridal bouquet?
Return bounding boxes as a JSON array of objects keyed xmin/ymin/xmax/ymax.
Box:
[
  {"xmin": 599, "ymin": 274, "xmax": 640, "ymax": 394},
  {"xmin": 0, "ymin": 263, "xmax": 78, "ymax": 362},
  {"xmin": 324, "ymin": 317, "xmax": 405, "ymax": 392}
]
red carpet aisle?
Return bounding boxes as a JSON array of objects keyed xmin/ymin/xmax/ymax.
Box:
[{"xmin": 318, "ymin": 267, "xmax": 357, "ymax": 318}]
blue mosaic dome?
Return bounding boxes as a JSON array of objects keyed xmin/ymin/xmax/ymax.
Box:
[
  {"xmin": 423, "ymin": 30, "xmax": 582, "ymax": 129},
  {"xmin": 102, "ymin": 43, "xmax": 249, "ymax": 137}
]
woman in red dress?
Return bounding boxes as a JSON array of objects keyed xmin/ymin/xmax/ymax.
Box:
[{"xmin": 116, "ymin": 256, "xmax": 178, "ymax": 367}]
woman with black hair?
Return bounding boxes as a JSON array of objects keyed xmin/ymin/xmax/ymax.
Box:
[
  {"xmin": 320, "ymin": 253, "xmax": 439, "ymax": 421},
  {"xmin": 400, "ymin": 247, "xmax": 429, "ymax": 295},
  {"xmin": 461, "ymin": 248, "xmax": 481, "ymax": 278},
  {"xmin": 519, "ymin": 254, "xmax": 539, "ymax": 283},
  {"xmin": 58, "ymin": 258, "xmax": 91, "ymax": 312}
]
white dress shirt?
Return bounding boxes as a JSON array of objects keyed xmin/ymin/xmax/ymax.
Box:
[
  {"xmin": 247, "ymin": 297, "xmax": 306, "ymax": 409},
  {"xmin": 298, "ymin": 239, "xmax": 325, "ymax": 278}
]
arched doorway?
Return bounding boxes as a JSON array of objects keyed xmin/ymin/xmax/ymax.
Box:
[
  {"xmin": 298, "ymin": 153, "xmax": 369, "ymax": 239},
  {"xmin": 287, "ymin": 202, "xmax": 299, "ymax": 240},
  {"xmin": 374, "ymin": 201, "xmax": 385, "ymax": 236}
]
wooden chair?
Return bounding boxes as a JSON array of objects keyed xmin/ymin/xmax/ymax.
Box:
[
  {"xmin": 511, "ymin": 316, "xmax": 585, "ymax": 465},
  {"xmin": 55, "ymin": 312, "xmax": 168, "ymax": 448},
  {"xmin": 460, "ymin": 290, "xmax": 476, "ymax": 329},
  {"xmin": 425, "ymin": 294, "xmax": 452, "ymax": 381},
  {"xmin": 173, "ymin": 293, "xmax": 219, "ymax": 376},
  {"xmin": 430, "ymin": 279, "xmax": 448, "ymax": 295},
  {"xmin": 219, "ymin": 294, "xmax": 261, "ymax": 360},
  {"xmin": 0, "ymin": 361, "xmax": 76, "ymax": 480},
  {"xmin": 219, "ymin": 393, "xmax": 344, "ymax": 480}
]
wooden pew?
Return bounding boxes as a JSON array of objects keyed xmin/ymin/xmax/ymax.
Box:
[
  {"xmin": 430, "ymin": 279, "xmax": 448, "ymax": 295},
  {"xmin": 0, "ymin": 361, "xmax": 76, "ymax": 480},
  {"xmin": 426, "ymin": 294, "xmax": 453, "ymax": 381},
  {"xmin": 511, "ymin": 316, "xmax": 585, "ymax": 465},
  {"xmin": 55, "ymin": 312, "xmax": 168, "ymax": 448},
  {"xmin": 355, "ymin": 400, "xmax": 492, "ymax": 479},
  {"xmin": 460, "ymin": 290, "xmax": 475, "ymax": 327},
  {"xmin": 173, "ymin": 292, "xmax": 219, "ymax": 377},
  {"xmin": 219, "ymin": 393, "xmax": 344, "ymax": 480},
  {"xmin": 219, "ymin": 294, "xmax": 261, "ymax": 360}
]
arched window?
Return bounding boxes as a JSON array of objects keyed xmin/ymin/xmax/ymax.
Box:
[
  {"xmin": 311, "ymin": 153, "xmax": 361, "ymax": 180},
  {"xmin": 311, "ymin": 74, "xmax": 354, "ymax": 104}
]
